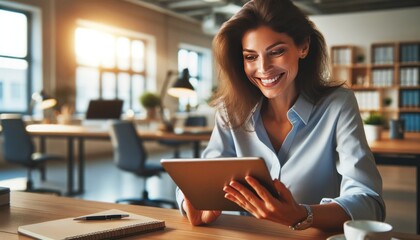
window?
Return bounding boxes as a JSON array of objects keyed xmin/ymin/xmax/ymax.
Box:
[
  {"xmin": 177, "ymin": 45, "xmax": 212, "ymax": 112},
  {"xmin": 75, "ymin": 24, "xmax": 150, "ymax": 114},
  {"xmin": 0, "ymin": 8, "xmax": 30, "ymax": 113}
]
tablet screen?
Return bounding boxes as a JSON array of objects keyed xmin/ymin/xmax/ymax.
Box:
[{"xmin": 161, "ymin": 157, "xmax": 277, "ymax": 211}]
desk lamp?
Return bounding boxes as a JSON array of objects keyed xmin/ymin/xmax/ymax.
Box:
[
  {"xmin": 31, "ymin": 90, "xmax": 57, "ymax": 122},
  {"xmin": 159, "ymin": 68, "xmax": 196, "ymax": 131},
  {"xmin": 167, "ymin": 68, "xmax": 195, "ymax": 98},
  {"xmin": 32, "ymin": 90, "xmax": 57, "ymax": 110}
]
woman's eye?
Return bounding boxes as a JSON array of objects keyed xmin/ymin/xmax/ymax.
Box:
[
  {"xmin": 244, "ymin": 55, "xmax": 257, "ymax": 61},
  {"xmin": 270, "ymin": 49, "xmax": 285, "ymax": 56}
]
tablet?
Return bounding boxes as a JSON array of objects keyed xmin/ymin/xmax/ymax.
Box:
[{"xmin": 160, "ymin": 157, "xmax": 277, "ymax": 211}]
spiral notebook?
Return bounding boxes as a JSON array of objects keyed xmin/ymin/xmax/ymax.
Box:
[{"xmin": 18, "ymin": 209, "xmax": 165, "ymax": 240}]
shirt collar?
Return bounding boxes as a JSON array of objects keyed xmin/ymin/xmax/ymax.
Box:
[
  {"xmin": 251, "ymin": 94, "xmax": 313, "ymax": 126},
  {"xmin": 289, "ymin": 94, "xmax": 313, "ymax": 125}
]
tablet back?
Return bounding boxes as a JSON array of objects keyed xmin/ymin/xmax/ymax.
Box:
[{"xmin": 161, "ymin": 157, "xmax": 276, "ymax": 211}]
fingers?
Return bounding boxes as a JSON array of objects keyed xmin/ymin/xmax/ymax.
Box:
[
  {"xmin": 245, "ymin": 176, "xmax": 277, "ymax": 201},
  {"xmin": 273, "ymin": 179, "xmax": 294, "ymax": 203},
  {"xmin": 183, "ymin": 198, "xmax": 201, "ymax": 226},
  {"xmin": 223, "ymin": 181, "xmax": 260, "ymax": 214},
  {"xmin": 202, "ymin": 210, "xmax": 222, "ymax": 224},
  {"xmin": 183, "ymin": 198, "xmax": 221, "ymax": 226}
]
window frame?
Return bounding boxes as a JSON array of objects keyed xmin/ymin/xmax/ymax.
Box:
[
  {"xmin": 74, "ymin": 20, "xmax": 156, "ymax": 115},
  {"xmin": 0, "ymin": 6, "xmax": 33, "ymax": 114}
]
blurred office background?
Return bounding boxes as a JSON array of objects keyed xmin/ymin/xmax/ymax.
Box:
[{"xmin": 0, "ymin": 0, "xmax": 419, "ymax": 234}]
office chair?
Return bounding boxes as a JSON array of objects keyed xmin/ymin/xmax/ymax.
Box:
[
  {"xmin": 109, "ymin": 121, "xmax": 177, "ymax": 209},
  {"xmin": 1, "ymin": 115, "xmax": 63, "ymax": 195},
  {"xmin": 158, "ymin": 116, "xmax": 207, "ymax": 158}
]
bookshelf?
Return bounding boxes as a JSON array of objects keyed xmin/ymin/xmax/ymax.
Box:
[{"xmin": 330, "ymin": 42, "xmax": 420, "ymax": 132}]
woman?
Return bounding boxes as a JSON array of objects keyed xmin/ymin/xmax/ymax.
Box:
[{"xmin": 176, "ymin": 0, "xmax": 385, "ymax": 231}]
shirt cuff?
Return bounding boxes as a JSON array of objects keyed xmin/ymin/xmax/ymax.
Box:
[
  {"xmin": 320, "ymin": 198, "xmax": 353, "ymax": 219},
  {"xmin": 176, "ymin": 187, "xmax": 187, "ymax": 216}
]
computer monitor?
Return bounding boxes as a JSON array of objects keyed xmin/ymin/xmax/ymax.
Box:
[{"xmin": 85, "ymin": 99, "xmax": 124, "ymax": 120}]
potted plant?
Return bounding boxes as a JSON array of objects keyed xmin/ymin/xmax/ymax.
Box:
[
  {"xmin": 139, "ymin": 92, "xmax": 161, "ymax": 119},
  {"xmin": 383, "ymin": 97, "xmax": 392, "ymax": 107},
  {"xmin": 363, "ymin": 112, "xmax": 385, "ymax": 142}
]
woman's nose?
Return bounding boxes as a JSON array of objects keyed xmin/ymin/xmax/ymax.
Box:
[{"xmin": 257, "ymin": 56, "xmax": 271, "ymax": 73}]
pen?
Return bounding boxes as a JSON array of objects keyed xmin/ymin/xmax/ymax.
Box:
[{"xmin": 73, "ymin": 214, "xmax": 129, "ymax": 221}]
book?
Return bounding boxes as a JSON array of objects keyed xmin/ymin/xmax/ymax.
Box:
[
  {"xmin": 0, "ymin": 187, "xmax": 10, "ymax": 206},
  {"xmin": 18, "ymin": 209, "xmax": 165, "ymax": 240}
]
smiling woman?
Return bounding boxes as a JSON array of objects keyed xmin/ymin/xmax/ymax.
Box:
[
  {"xmin": 175, "ymin": 0, "xmax": 386, "ymax": 232},
  {"xmin": 211, "ymin": 0, "xmax": 341, "ymax": 130}
]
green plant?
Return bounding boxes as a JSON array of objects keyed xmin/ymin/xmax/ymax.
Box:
[
  {"xmin": 363, "ymin": 112, "xmax": 385, "ymax": 125},
  {"xmin": 356, "ymin": 54, "xmax": 365, "ymax": 63},
  {"xmin": 383, "ymin": 97, "xmax": 392, "ymax": 107},
  {"xmin": 139, "ymin": 92, "xmax": 161, "ymax": 108}
]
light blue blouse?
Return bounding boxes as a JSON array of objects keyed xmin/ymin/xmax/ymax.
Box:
[{"xmin": 176, "ymin": 87, "xmax": 385, "ymax": 221}]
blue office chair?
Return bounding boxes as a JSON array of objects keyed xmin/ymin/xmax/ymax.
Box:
[
  {"xmin": 109, "ymin": 120, "xmax": 176, "ymax": 209},
  {"xmin": 158, "ymin": 116, "xmax": 207, "ymax": 158},
  {"xmin": 1, "ymin": 115, "xmax": 63, "ymax": 195}
]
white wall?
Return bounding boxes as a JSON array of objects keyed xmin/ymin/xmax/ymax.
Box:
[{"xmin": 310, "ymin": 7, "xmax": 420, "ymax": 63}]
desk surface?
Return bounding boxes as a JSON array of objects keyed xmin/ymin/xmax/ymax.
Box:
[
  {"xmin": 1, "ymin": 192, "xmax": 419, "ymax": 240},
  {"xmin": 369, "ymin": 132, "xmax": 420, "ymax": 155},
  {"xmin": 26, "ymin": 125, "xmax": 420, "ymax": 153},
  {"xmin": 26, "ymin": 124, "xmax": 212, "ymax": 141}
]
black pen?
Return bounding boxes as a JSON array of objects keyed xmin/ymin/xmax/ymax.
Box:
[{"xmin": 73, "ymin": 214, "xmax": 129, "ymax": 221}]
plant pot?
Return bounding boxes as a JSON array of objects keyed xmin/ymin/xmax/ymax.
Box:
[
  {"xmin": 146, "ymin": 107, "xmax": 157, "ymax": 120},
  {"xmin": 364, "ymin": 124, "xmax": 382, "ymax": 142}
]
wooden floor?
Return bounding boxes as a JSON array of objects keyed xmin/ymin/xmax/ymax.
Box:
[{"xmin": 0, "ymin": 144, "xmax": 416, "ymax": 234}]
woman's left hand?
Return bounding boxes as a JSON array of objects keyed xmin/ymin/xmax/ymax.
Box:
[{"xmin": 223, "ymin": 176, "xmax": 306, "ymax": 226}]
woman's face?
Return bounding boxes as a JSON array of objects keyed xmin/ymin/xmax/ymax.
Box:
[{"xmin": 242, "ymin": 26, "xmax": 309, "ymax": 100}]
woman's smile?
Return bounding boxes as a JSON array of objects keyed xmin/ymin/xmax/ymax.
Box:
[{"xmin": 258, "ymin": 72, "xmax": 285, "ymax": 87}]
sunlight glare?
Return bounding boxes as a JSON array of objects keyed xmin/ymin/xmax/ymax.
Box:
[{"xmin": 75, "ymin": 27, "xmax": 115, "ymax": 67}]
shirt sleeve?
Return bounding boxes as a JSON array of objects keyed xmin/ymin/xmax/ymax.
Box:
[
  {"xmin": 332, "ymin": 91, "xmax": 386, "ymax": 221},
  {"xmin": 200, "ymin": 110, "xmax": 237, "ymax": 158}
]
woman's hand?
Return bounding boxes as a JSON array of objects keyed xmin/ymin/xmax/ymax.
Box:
[
  {"xmin": 183, "ymin": 197, "xmax": 222, "ymax": 226},
  {"xmin": 223, "ymin": 176, "xmax": 307, "ymax": 226}
]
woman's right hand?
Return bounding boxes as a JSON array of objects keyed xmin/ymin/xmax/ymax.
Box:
[{"xmin": 183, "ymin": 197, "xmax": 221, "ymax": 225}]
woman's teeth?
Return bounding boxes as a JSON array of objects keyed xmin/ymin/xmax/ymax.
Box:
[{"xmin": 261, "ymin": 75, "xmax": 280, "ymax": 84}]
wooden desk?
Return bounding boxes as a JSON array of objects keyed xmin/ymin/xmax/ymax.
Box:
[
  {"xmin": 21, "ymin": 125, "xmax": 420, "ymax": 234},
  {"xmin": 369, "ymin": 132, "xmax": 420, "ymax": 234},
  {"xmin": 25, "ymin": 124, "xmax": 212, "ymax": 196},
  {"xmin": 1, "ymin": 192, "xmax": 419, "ymax": 240}
]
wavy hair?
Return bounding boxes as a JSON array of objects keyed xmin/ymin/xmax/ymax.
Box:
[{"xmin": 210, "ymin": 0, "xmax": 342, "ymax": 129}]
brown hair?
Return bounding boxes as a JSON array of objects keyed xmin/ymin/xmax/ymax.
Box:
[{"xmin": 210, "ymin": 0, "xmax": 342, "ymax": 129}]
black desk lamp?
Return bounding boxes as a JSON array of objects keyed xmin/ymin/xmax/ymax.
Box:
[{"xmin": 159, "ymin": 68, "xmax": 196, "ymax": 131}]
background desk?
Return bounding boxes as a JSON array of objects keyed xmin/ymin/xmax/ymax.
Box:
[
  {"xmin": 369, "ymin": 132, "xmax": 420, "ymax": 234},
  {"xmin": 26, "ymin": 124, "xmax": 212, "ymax": 196},
  {"xmin": 1, "ymin": 191, "xmax": 418, "ymax": 240}
]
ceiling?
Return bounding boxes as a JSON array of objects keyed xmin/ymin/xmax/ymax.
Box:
[{"xmin": 131, "ymin": 0, "xmax": 420, "ymax": 34}]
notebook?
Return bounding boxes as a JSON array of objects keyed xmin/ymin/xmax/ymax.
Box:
[
  {"xmin": 161, "ymin": 157, "xmax": 277, "ymax": 211},
  {"xmin": 0, "ymin": 186, "xmax": 10, "ymax": 206},
  {"xmin": 18, "ymin": 209, "xmax": 165, "ymax": 240}
]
